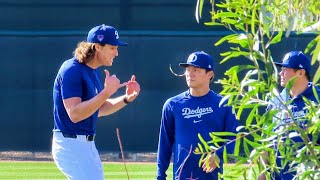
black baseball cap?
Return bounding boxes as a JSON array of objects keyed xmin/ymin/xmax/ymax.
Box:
[{"xmin": 87, "ymin": 24, "xmax": 128, "ymax": 46}]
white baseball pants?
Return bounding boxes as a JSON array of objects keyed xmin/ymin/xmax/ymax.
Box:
[{"xmin": 52, "ymin": 131, "xmax": 104, "ymax": 180}]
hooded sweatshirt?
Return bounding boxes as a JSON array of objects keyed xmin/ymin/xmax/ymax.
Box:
[{"xmin": 268, "ymin": 83, "xmax": 320, "ymax": 179}]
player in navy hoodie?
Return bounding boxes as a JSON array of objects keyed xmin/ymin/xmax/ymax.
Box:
[
  {"xmin": 259, "ymin": 51, "xmax": 320, "ymax": 180},
  {"xmin": 156, "ymin": 51, "xmax": 238, "ymax": 180}
]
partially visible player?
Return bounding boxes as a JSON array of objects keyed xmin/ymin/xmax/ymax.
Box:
[
  {"xmin": 52, "ymin": 24, "xmax": 140, "ymax": 180},
  {"xmin": 156, "ymin": 51, "xmax": 238, "ymax": 180},
  {"xmin": 259, "ymin": 51, "xmax": 320, "ymax": 180}
]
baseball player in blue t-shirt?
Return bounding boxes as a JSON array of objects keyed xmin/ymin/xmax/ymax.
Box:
[
  {"xmin": 156, "ymin": 51, "xmax": 238, "ymax": 180},
  {"xmin": 52, "ymin": 24, "xmax": 140, "ymax": 180}
]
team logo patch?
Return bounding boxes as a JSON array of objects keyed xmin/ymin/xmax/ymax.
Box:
[
  {"xmin": 283, "ymin": 53, "xmax": 290, "ymax": 62},
  {"xmin": 97, "ymin": 35, "xmax": 104, "ymax": 41},
  {"xmin": 188, "ymin": 54, "xmax": 197, "ymax": 62},
  {"xmin": 299, "ymin": 64, "xmax": 303, "ymax": 68}
]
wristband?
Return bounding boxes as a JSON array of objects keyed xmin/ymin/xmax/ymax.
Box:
[{"xmin": 123, "ymin": 97, "xmax": 131, "ymax": 104}]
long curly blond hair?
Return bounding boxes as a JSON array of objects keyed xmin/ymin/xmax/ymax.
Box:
[{"xmin": 73, "ymin": 41, "xmax": 96, "ymax": 64}]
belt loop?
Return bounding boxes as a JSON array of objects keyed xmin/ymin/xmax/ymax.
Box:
[{"xmin": 86, "ymin": 135, "xmax": 95, "ymax": 141}]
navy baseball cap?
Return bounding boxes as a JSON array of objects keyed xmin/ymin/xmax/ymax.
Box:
[
  {"xmin": 179, "ymin": 51, "xmax": 214, "ymax": 71},
  {"xmin": 274, "ymin": 51, "xmax": 311, "ymax": 75},
  {"xmin": 87, "ymin": 24, "xmax": 128, "ymax": 46}
]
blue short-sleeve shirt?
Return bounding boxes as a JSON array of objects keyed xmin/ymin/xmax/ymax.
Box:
[{"xmin": 53, "ymin": 58, "xmax": 102, "ymax": 135}]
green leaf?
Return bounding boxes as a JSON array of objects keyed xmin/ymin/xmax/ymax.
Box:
[
  {"xmin": 267, "ymin": 31, "xmax": 283, "ymax": 47},
  {"xmin": 220, "ymin": 51, "xmax": 249, "ymax": 64},
  {"xmin": 246, "ymin": 106, "xmax": 258, "ymax": 126},
  {"xmin": 198, "ymin": 143, "xmax": 204, "ymax": 153},
  {"xmin": 214, "ymin": 12, "xmax": 240, "ymax": 18},
  {"xmin": 244, "ymin": 138, "xmax": 261, "ymax": 148},
  {"xmin": 234, "ymin": 134, "xmax": 241, "ymax": 156},
  {"xmin": 265, "ymin": 60, "xmax": 274, "ymax": 80},
  {"xmin": 312, "ymin": 86, "xmax": 320, "ymax": 103},
  {"xmin": 225, "ymin": 65, "xmax": 256, "ymax": 75},
  {"xmin": 223, "ymin": 146, "xmax": 228, "ymax": 164},
  {"xmin": 198, "ymin": 133, "xmax": 211, "ymax": 152},
  {"xmin": 311, "ymin": 35, "xmax": 320, "ymax": 65},
  {"xmin": 214, "ymin": 153, "xmax": 221, "ymax": 168},
  {"xmin": 208, "ymin": 133, "xmax": 228, "ymax": 144},
  {"xmin": 204, "ymin": 22, "xmax": 224, "ymax": 26},
  {"xmin": 194, "ymin": 147, "xmax": 199, "ymax": 154},
  {"xmin": 285, "ymin": 76, "xmax": 298, "ymax": 91},
  {"xmin": 313, "ymin": 67, "xmax": 320, "ymax": 85},
  {"xmin": 235, "ymin": 24, "xmax": 246, "ymax": 31},
  {"xmin": 236, "ymin": 99, "xmax": 246, "ymax": 120},
  {"xmin": 222, "ymin": 18, "xmax": 239, "ymax": 25},
  {"xmin": 199, "ymin": 154, "xmax": 205, "ymax": 167},
  {"xmin": 305, "ymin": 38, "xmax": 318, "ymax": 54},
  {"xmin": 199, "ymin": 0, "xmax": 204, "ymax": 18},
  {"xmin": 227, "ymin": 34, "xmax": 251, "ymax": 48},
  {"xmin": 243, "ymin": 138, "xmax": 250, "ymax": 156},
  {"xmin": 210, "ymin": 132, "xmax": 237, "ymax": 137},
  {"xmin": 251, "ymin": 3, "xmax": 256, "ymax": 33},
  {"xmin": 215, "ymin": 34, "xmax": 238, "ymax": 46}
]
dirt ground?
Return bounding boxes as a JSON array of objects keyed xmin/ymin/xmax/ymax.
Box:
[{"xmin": 0, "ymin": 151, "xmax": 157, "ymax": 162}]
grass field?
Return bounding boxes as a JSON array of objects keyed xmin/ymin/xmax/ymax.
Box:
[
  {"xmin": 0, "ymin": 161, "xmax": 247, "ymax": 179},
  {"xmin": 0, "ymin": 162, "xmax": 171, "ymax": 180}
]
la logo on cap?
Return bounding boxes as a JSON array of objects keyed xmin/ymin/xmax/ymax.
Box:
[
  {"xmin": 97, "ymin": 35, "xmax": 104, "ymax": 41},
  {"xmin": 188, "ymin": 54, "xmax": 197, "ymax": 62},
  {"xmin": 283, "ymin": 53, "xmax": 290, "ymax": 62}
]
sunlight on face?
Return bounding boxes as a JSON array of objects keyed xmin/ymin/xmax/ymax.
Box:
[
  {"xmin": 96, "ymin": 44, "xmax": 119, "ymax": 66},
  {"xmin": 185, "ymin": 66, "xmax": 211, "ymax": 88},
  {"xmin": 279, "ymin": 67, "xmax": 299, "ymax": 87}
]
